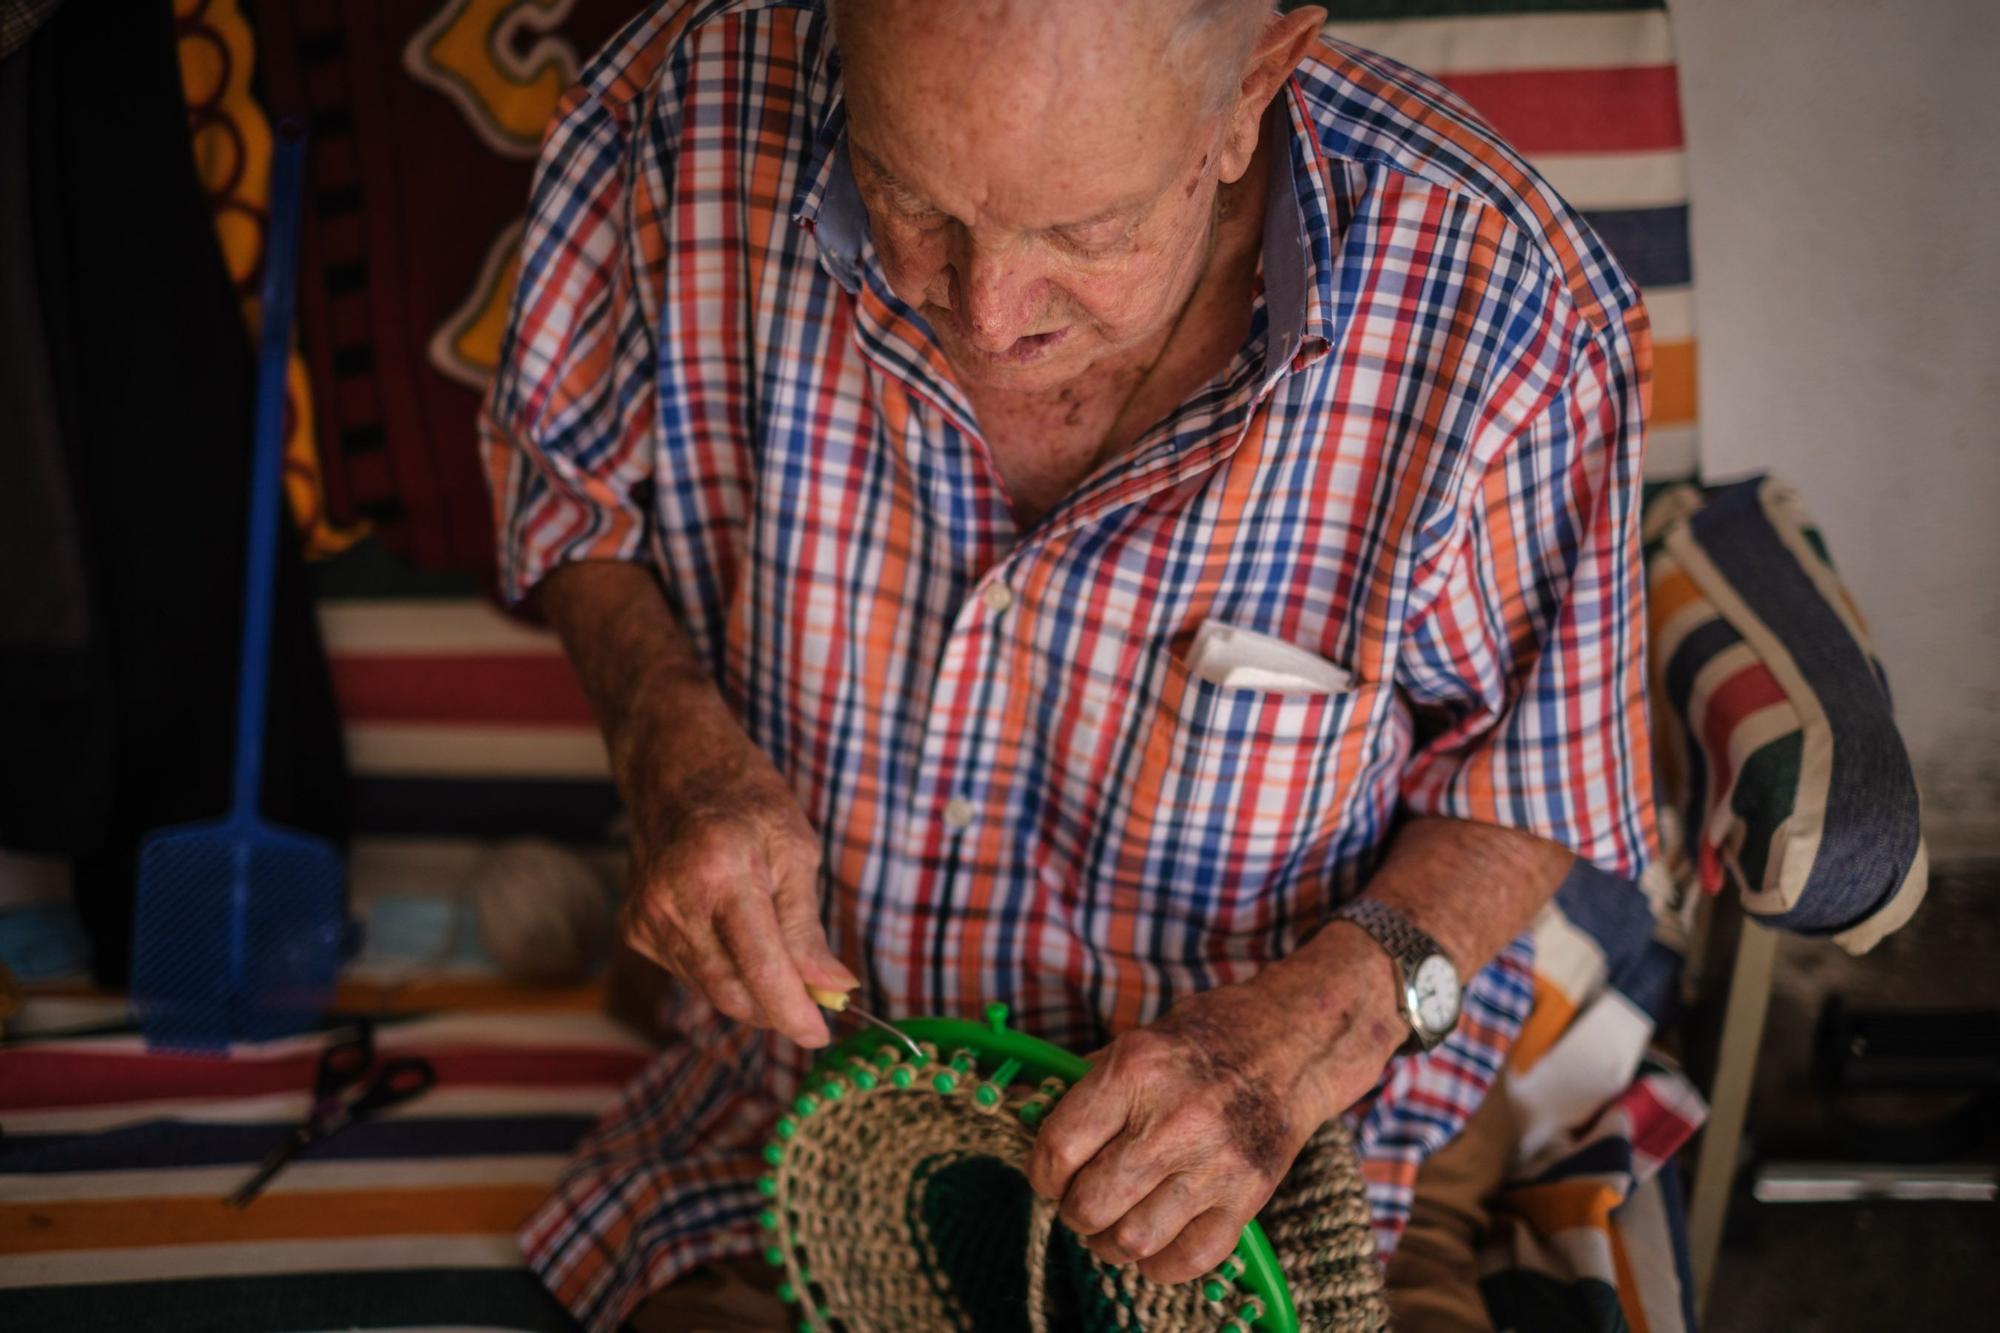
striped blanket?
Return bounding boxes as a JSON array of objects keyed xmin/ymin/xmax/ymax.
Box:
[{"xmin": 0, "ymin": 989, "xmax": 649, "ymax": 1332}]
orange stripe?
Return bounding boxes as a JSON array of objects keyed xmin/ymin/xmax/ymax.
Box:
[
  {"xmin": 1507, "ymin": 1178, "xmax": 1620, "ymax": 1235},
  {"xmin": 1646, "ymin": 567, "xmax": 1703, "ymax": 636},
  {"xmin": 1652, "ymin": 339, "xmax": 1698, "ymax": 426},
  {"xmin": 1609, "ymin": 1217, "xmax": 1653, "ymax": 1333},
  {"xmin": 1509, "ymin": 976, "xmax": 1577, "ymax": 1074},
  {"xmin": 0, "ymin": 1185, "xmax": 547, "ymax": 1254}
]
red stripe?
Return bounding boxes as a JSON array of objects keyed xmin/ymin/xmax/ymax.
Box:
[
  {"xmin": 1438, "ymin": 66, "xmax": 1685, "ymax": 154},
  {"xmin": 1698, "ymin": 662, "xmax": 1788, "ymax": 787},
  {"xmin": 0, "ymin": 1046, "xmax": 650, "ymax": 1110},
  {"xmin": 330, "ymin": 653, "xmax": 596, "ymax": 725},
  {"xmin": 1622, "ymin": 1077, "xmax": 1703, "ymax": 1163}
]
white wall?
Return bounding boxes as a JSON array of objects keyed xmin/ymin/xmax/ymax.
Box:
[{"xmin": 1671, "ymin": 0, "xmax": 2000, "ymax": 859}]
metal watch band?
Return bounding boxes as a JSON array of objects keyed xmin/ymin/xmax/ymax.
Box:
[{"xmin": 1332, "ymin": 898, "xmax": 1444, "ymax": 979}]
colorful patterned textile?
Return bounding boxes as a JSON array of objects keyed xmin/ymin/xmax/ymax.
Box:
[
  {"xmin": 1645, "ymin": 477, "xmax": 1929, "ymax": 952},
  {"xmin": 0, "ymin": 996, "xmax": 650, "ymax": 1331},
  {"xmin": 248, "ymin": 0, "xmax": 636, "ymax": 572},
  {"xmin": 483, "ymin": 1, "xmax": 1656, "ymax": 1326},
  {"xmin": 173, "ymin": 0, "xmax": 364, "ymax": 560}
]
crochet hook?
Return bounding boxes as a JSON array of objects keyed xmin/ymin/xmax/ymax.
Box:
[{"xmin": 807, "ymin": 985, "xmax": 925, "ymax": 1062}]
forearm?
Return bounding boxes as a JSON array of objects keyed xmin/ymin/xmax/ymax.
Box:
[
  {"xmin": 533, "ymin": 560, "xmax": 742, "ymax": 805},
  {"xmin": 1342, "ymin": 815, "xmax": 1571, "ymax": 985},
  {"xmin": 1257, "ymin": 815, "xmax": 1573, "ymax": 1117}
]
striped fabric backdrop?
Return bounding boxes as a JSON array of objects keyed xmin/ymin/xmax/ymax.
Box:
[
  {"xmin": 0, "ymin": 1001, "xmax": 652, "ymax": 1330},
  {"xmin": 319, "ymin": 0, "xmax": 1702, "ymax": 897}
]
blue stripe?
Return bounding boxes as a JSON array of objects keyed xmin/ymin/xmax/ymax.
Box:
[
  {"xmin": 0, "ymin": 1116, "xmax": 597, "ymax": 1173},
  {"xmin": 352, "ymin": 777, "xmax": 621, "ymax": 840},
  {"xmin": 1579, "ymin": 205, "xmax": 1691, "ymax": 292}
]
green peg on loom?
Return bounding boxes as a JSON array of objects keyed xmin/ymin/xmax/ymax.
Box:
[
  {"xmin": 819, "ymin": 1079, "xmax": 844, "ymax": 1100},
  {"xmin": 1204, "ymin": 1279, "xmax": 1229, "ymax": 1302},
  {"xmin": 932, "ymin": 1070, "xmax": 958, "ymax": 1093},
  {"xmin": 794, "ymin": 1092, "xmax": 819, "ymax": 1116},
  {"xmin": 985, "ymin": 1001, "xmax": 1010, "ymax": 1032},
  {"xmin": 764, "ymin": 1142, "xmax": 784, "ymax": 1165},
  {"xmin": 757, "ymin": 1173, "xmax": 779, "ymax": 1197},
  {"xmin": 891, "ymin": 1065, "xmax": 914, "ymax": 1089},
  {"xmin": 764, "ymin": 1245, "xmax": 786, "ymax": 1266},
  {"xmin": 775, "ymin": 1115, "xmax": 798, "ymax": 1139}
]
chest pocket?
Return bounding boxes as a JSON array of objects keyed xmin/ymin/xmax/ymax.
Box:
[{"xmin": 1091, "ymin": 648, "xmax": 1390, "ymax": 932}]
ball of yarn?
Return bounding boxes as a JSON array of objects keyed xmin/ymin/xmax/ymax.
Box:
[{"xmin": 468, "ymin": 839, "xmax": 613, "ymax": 985}]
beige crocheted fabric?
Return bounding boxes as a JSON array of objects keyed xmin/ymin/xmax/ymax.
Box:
[{"xmin": 762, "ymin": 1042, "xmax": 1387, "ymax": 1332}]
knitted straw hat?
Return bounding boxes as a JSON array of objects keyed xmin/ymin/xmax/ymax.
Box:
[{"xmin": 757, "ymin": 1005, "xmax": 1387, "ymax": 1332}]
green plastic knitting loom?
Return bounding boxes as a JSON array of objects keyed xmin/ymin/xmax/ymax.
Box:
[{"xmin": 756, "ymin": 1001, "xmax": 1300, "ymax": 1332}]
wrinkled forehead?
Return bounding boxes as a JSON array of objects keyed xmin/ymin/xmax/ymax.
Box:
[{"xmin": 836, "ymin": 0, "xmax": 1224, "ymax": 230}]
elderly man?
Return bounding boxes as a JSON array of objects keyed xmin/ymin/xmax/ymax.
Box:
[{"xmin": 483, "ymin": 0, "xmax": 1653, "ymax": 1327}]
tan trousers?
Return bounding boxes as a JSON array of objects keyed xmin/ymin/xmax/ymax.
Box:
[{"xmin": 626, "ymin": 1081, "xmax": 1515, "ymax": 1333}]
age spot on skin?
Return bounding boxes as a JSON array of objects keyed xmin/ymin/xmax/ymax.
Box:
[{"xmin": 1157, "ymin": 1008, "xmax": 1293, "ymax": 1179}]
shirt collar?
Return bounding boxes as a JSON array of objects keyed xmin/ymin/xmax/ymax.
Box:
[{"xmin": 793, "ymin": 76, "xmax": 1339, "ymax": 379}]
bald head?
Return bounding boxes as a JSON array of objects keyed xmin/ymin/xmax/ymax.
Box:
[
  {"xmin": 830, "ymin": 0, "xmax": 1327, "ymax": 389},
  {"xmin": 832, "ymin": 0, "xmax": 1268, "ymax": 121}
]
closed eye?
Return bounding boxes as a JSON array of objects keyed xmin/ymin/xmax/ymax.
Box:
[{"xmin": 1053, "ymin": 218, "xmax": 1132, "ymax": 256}]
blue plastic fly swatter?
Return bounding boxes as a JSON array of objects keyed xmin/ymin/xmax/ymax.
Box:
[{"xmin": 130, "ymin": 120, "xmax": 346, "ymax": 1051}]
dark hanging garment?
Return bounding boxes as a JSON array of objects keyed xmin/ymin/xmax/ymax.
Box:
[{"xmin": 1, "ymin": 0, "xmax": 351, "ymax": 986}]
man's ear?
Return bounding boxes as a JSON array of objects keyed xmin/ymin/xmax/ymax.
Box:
[{"xmin": 1217, "ymin": 5, "xmax": 1326, "ymax": 184}]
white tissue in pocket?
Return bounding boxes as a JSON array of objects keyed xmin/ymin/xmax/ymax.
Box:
[{"xmin": 1186, "ymin": 621, "xmax": 1353, "ymax": 694}]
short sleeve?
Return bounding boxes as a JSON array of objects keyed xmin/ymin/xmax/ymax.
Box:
[
  {"xmin": 480, "ymin": 80, "xmax": 664, "ymax": 609},
  {"xmin": 1395, "ymin": 311, "xmax": 1658, "ymax": 881}
]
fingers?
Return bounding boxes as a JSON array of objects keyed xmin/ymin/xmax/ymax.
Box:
[
  {"xmin": 1136, "ymin": 1205, "xmax": 1243, "ymax": 1286},
  {"xmin": 1025, "ymin": 1064, "xmax": 1131, "ymax": 1203},
  {"xmin": 1060, "ymin": 1127, "xmax": 1167, "ymax": 1240},
  {"xmin": 716, "ymin": 893, "xmax": 830, "ymax": 1047},
  {"xmin": 771, "ymin": 857, "xmax": 859, "ymax": 993}
]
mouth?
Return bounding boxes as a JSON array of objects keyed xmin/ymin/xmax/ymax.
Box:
[
  {"xmin": 991, "ymin": 326, "xmax": 1070, "ymax": 363},
  {"xmin": 931, "ymin": 307, "xmax": 1072, "ymax": 366}
]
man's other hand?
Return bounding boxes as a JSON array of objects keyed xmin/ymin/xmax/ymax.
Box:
[
  {"xmin": 617, "ymin": 724, "xmax": 857, "ymax": 1048},
  {"xmin": 1022, "ymin": 929, "xmax": 1405, "ymax": 1284}
]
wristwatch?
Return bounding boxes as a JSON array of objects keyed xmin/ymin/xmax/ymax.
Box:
[{"xmin": 1331, "ymin": 899, "xmax": 1462, "ymax": 1052}]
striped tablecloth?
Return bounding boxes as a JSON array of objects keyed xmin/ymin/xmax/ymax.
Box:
[{"xmin": 0, "ymin": 988, "xmax": 651, "ymax": 1332}]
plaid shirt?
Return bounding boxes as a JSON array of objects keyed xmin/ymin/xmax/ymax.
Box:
[{"xmin": 483, "ymin": 2, "xmax": 1654, "ymax": 1325}]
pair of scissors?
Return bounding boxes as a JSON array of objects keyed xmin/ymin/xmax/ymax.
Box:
[{"xmin": 227, "ymin": 1022, "xmax": 437, "ymax": 1208}]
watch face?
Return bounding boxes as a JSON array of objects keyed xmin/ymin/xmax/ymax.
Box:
[{"xmin": 1410, "ymin": 954, "xmax": 1461, "ymax": 1035}]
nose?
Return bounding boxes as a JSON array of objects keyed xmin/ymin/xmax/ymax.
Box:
[{"xmin": 949, "ymin": 235, "xmax": 1045, "ymax": 353}]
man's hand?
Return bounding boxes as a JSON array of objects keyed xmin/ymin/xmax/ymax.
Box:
[
  {"xmin": 534, "ymin": 561, "xmax": 857, "ymax": 1050},
  {"xmin": 1024, "ymin": 926, "xmax": 1405, "ymax": 1284},
  {"xmin": 617, "ymin": 719, "xmax": 859, "ymax": 1049}
]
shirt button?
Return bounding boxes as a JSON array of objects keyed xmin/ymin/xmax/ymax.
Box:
[
  {"xmin": 942, "ymin": 797, "xmax": 975, "ymax": 831},
  {"xmin": 981, "ymin": 582, "xmax": 1014, "ymax": 614}
]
